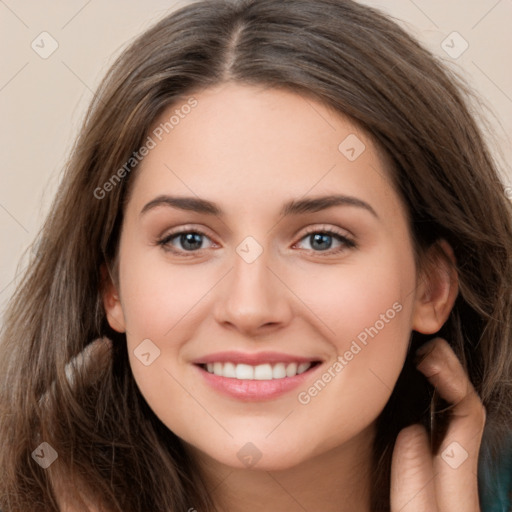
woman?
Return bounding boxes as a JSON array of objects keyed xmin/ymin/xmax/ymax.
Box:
[{"xmin": 0, "ymin": 0, "xmax": 511, "ymax": 510}]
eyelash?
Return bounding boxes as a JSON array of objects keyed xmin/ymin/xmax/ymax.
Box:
[{"xmin": 156, "ymin": 225, "xmax": 357, "ymax": 257}]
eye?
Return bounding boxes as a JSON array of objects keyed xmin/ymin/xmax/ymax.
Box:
[
  {"xmin": 157, "ymin": 228, "xmax": 216, "ymax": 255},
  {"xmin": 156, "ymin": 225, "xmax": 356, "ymax": 257},
  {"xmin": 293, "ymin": 226, "xmax": 356, "ymax": 255}
]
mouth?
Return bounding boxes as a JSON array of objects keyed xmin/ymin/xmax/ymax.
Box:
[
  {"xmin": 197, "ymin": 360, "xmax": 322, "ymax": 380},
  {"xmin": 193, "ymin": 360, "xmax": 323, "ymax": 401}
]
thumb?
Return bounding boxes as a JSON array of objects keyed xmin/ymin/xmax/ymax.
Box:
[{"xmin": 390, "ymin": 423, "xmax": 438, "ymax": 512}]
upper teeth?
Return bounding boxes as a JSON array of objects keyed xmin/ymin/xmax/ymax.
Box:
[{"xmin": 205, "ymin": 362, "xmax": 313, "ymax": 380}]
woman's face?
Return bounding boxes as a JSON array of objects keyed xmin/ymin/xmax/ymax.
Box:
[{"xmin": 105, "ymin": 82, "xmax": 425, "ymax": 471}]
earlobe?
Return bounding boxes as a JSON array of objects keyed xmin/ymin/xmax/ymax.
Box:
[
  {"xmin": 411, "ymin": 239, "xmax": 459, "ymax": 335},
  {"xmin": 100, "ymin": 263, "xmax": 126, "ymax": 333}
]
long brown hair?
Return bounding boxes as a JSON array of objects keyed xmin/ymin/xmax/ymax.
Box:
[{"xmin": 1, "ymin": 0, "xmax": 511, "ymax": 510}]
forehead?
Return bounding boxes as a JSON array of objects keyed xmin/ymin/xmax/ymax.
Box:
[{"xmin": 127, "ymin": 82, "xmax": 402, "ymax": 220}]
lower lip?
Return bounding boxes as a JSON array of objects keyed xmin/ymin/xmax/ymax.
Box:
[{"xmin": 194, "ymin": 363, "xmax": 322, "ymax": 401}]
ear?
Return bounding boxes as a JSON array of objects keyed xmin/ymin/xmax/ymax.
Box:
[
  {"xmin": 100, "ymin": 262, "xmax": 126, "ymax": 333},
  {"xmin": 411, "ymin": 239, "xmax": 459, "ymax": 334}
]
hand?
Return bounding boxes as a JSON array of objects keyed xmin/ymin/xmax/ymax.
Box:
[{"xmin": 390, "ymin": 337, "xmax": 486, "ymax": 511}]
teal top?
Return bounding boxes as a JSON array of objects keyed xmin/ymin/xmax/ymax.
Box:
[{"xmin": 478, "ymin": 433, "xmax": 512, "ymax": 511}]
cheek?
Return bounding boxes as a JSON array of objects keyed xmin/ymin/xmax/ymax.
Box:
[
  {"xmin": 117, "ymin": 245, "xmax": 220, "ymax": 416},
  {"xmin": 291, "ymin": 241, "xmax": 416, "ymax": 351},
  {"xmin": 118, "ymin": 239, "xmax": 214, "ymax": 339},
  {"xmin": 292, "ymin": 243, "xmax": 416, "ymax": 431}
]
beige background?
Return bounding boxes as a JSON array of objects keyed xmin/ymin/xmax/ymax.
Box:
[{"xmin": 1, "ymin": 0, "xmax": 511, "ymax": 317}]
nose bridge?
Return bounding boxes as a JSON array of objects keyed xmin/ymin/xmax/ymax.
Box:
[{"xmin": 213, "ymin": 234, "xmax": 291, "ymax": 333}]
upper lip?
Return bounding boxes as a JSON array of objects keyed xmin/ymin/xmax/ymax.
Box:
[{"xmin": 192, "ymin": 351, "xmax": 323, "ymax": 366}]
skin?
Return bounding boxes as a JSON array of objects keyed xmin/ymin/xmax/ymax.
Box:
[{"xmin": 102, "ymin": 82, "xmax": 485, "ymax": 511}]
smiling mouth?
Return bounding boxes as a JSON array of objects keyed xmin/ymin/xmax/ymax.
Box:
[{"xmin": 198, "ymin": 361, "xmax": 322, "ymax": 380}]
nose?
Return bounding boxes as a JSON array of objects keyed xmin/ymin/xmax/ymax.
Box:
[{"xmin": 213, "ymin": 244, "xmax": 294, "ymax": 337}]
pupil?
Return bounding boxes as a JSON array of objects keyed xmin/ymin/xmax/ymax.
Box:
[
  {"xmin": 311, "ymin": 233, "xmax": 332, "ymax": 250},
  {"xmin": 182, "ymin": 233, "xmax": 202, "ymax": 250}
]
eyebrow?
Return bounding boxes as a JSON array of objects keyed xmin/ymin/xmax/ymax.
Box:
[{"xmin": 140, "ymin": 194, "xmax": 379, "ymax": 219}]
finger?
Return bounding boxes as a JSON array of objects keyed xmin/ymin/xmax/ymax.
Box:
[
  {"xmin": 65, "ymin": 336, "xmax": 113, "ymax": 386},
  {"xmin": 415, "ymin": 337, "xmax": 485, "ymax": 512},
  {"xmin": 391, "ymin": 423, "xmax": 439, "ymax": 512}
]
